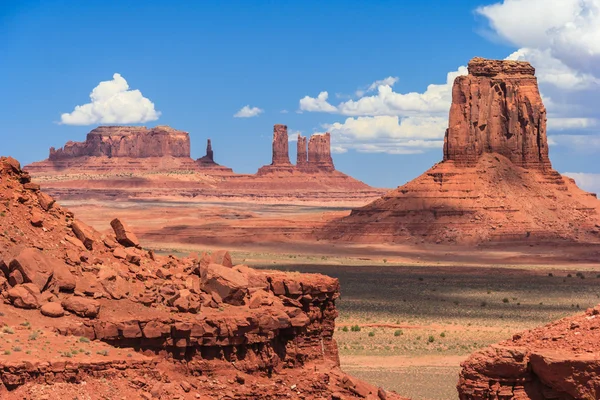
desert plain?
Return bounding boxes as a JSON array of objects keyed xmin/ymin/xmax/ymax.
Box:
[{"xmin": 62, "ymin": 198, "xmax": 600, "ymax": 400}]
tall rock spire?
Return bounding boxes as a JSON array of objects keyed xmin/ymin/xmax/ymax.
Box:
[
  {"xmin": 271, "ymin": 124, "xmax": 291, "ymax": 165},
  {"xmin": 297, "ymin": 134, "xmax": 308, "ymax": 167}
]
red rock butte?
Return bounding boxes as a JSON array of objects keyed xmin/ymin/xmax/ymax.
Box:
[{"xmin": 322, "ymin": 57, "xmax": 600, "ymax": 244}]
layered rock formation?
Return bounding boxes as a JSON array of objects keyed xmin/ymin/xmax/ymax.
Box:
[
  {"xmin": 50, "ymin": 126, "xmax": 191, "ymax": 159},
  {"xmin": 27, "ymin": 126, "xmax": 201, "ymax": 174},
  {"xmin": 458, "ymin": 305, "xmax": 600, "ymax": 399},
  {"xmin": 444, "ymin": 57, "xmax": 551, "ymax": 170},
  {"xmin": 322, "ymin": 58, "xmax": 600, "ymax": 244},
  {"xmin": 0, "ymin": 157, "xmax": 404, "ymax": 399}
]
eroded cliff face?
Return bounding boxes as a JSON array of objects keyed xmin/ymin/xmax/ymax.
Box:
[
  {"xmin": 49, "ymin": 126, "xmax": 191, "ymax": 160},
  {"xmin": 443, "ymin": 58, "xmax": 551, "ymax": 170},
  {"xmin": 322, "ymin": 58, "xmax": 600, "ymax": 244}
]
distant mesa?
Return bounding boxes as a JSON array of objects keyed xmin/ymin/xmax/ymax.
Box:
[
  {"xmin": 322, "ymin": 57, "xmax": 600, "ymax": 244},
  {"xmin": 257, "ymin": 125, "xmax": 335, "ymax": 175},
  {"xmin": 48, "ymin": 125, "xmax": 191, "ymax": 160}
]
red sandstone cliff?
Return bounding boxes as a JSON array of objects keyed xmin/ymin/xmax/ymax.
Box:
[
  {"xmin": 50, "ymin": 125, "xmax": 191, "ymax": 159},
  {"xmin": 444, "ymin": 58, "xmax": 551, "ymax": 170},
  {"xmin": 322, "ymin": 57, "xmax": 600, "ymax": 244}
]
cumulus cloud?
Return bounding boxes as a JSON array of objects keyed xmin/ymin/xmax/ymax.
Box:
[
  {"xmin": 322, "ymin": 116, "xmax": 447, "ymax": 154},
  {"xmin": 234, "ymin": 105, "xmax": 264, "ymax": 118},
  {"xmin": 298, "ymin": 0, "xmax": 600, "ymax": 157},
  {"xmin": 563, "ymin": 172, "xmax": 600, "ymax": 194},
  {"xmin": 300, "ymin": 68, "xmax": 466, "ymax": 118},
  {"xmin": 60, "ymin": 73, "xmax": 160, "ymax": 125},
  {"xmin": 299, "ymin": 92, "xmax": 338, "ymax": 113},
  {"xmin": 356, "ymin": 76, "xmax": 399, "ymax": 97},
  {"xmin": 506, "ymin": 48, "xmax": 599, "ymax": 90},
  {"xmin": 477, "ymin": 0, "xmax": 600, "ymax": 80},
  {"xmin": 298, "ymin": 69, "xmax": 466, "ymax": 154}
]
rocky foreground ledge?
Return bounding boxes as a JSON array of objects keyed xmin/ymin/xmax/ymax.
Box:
[
  {"xmin": 0, "ymin": 156, "xmax": 405, "ymax": 399},
  {"xmin": 458, "ymin": 305, "xmax": 600, "ymax": 399}
]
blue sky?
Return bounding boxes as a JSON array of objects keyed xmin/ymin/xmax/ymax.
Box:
[{"xmin": 1, "ymin": 0, "xmax": 599, "ymax": 190}]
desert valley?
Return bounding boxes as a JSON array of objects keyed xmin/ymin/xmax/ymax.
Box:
[{"xmin": 0, "ymin": 54, "xmax": 599, "ymax": 400}]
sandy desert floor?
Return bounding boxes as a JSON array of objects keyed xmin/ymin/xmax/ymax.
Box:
[{"xmin": 62, "ymin": 199, "xmax": 600, "ymax": 400}]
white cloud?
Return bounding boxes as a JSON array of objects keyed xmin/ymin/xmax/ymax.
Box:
[
  {"xmin": 323, "ymin": 116, "xmax": 446, "ymax": 155},
  {"xmin": 563, "ymin": 172, "xmax": 600, "ymax": 194},
  {"xmin": 299, "ymin": 91, "xmax": 338, "ymax": 113},
  {"xmin": 506, "ymin": 48, "xmax": 599, "ymax": 90},
  {"xmin": 547, "ymin": 118, "xmax": 598, "ymax": 131},
  {"xmin": 477, "ymin": 0, "xmax": 600, "ymax": 78},
  {"xmin": 356, "ymin": 76, "xmax": 399, "ymax": 97},
  {"xmin": 60, "ymin": 73, "xmax": 160, "ymax": 125},
  {"xmin": 234, "ymin": 105, "xmax": 264, "ymax": 118},
  {"xmin": 280, "ymin": 109, "xmax": 289, "ymax": 114},
  {"xmin": 548, "ymin": 134, "xmax": 600, "ymax": 153},
  {"xmin": 300, "ymin": 68, "xmax": 467, "ymax": 118}
]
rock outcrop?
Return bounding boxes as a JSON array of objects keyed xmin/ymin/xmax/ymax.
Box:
[
  {"xmin": 322, "ymin": 57, "xmax": 600, "ymax": 244},
  {"xmin": 0, "ymin": 156, "xmax": 404, "ymax": 399},
  {"xmin": 458, "ymin": 305, "xmax": 600, "ymax": 399},
  {"xmin": 444, "ymin": 58, "xmax": 551, "ymax": 170},
  {"xmin": 49, "ymin": 126, "xmax": 191, "ymax": 159}
]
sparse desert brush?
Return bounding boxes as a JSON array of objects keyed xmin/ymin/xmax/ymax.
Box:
[
  {"xmin": 79, "ymin": 337, "xmax": 90, "ymax": 343},
  {"xmin": 368, "ymin": 331, "xmax": 375, "ymax": 337},
  {"xmin": 394, "ymin": 330, "xmax": 403, "ymax": 337},
  {"xmin": 2, "ymin": 326, "xmax": 14, "ymax": 334},
  {"xmin": 350, "ymin": 325, "xmax": 361, "ymax": 332},
  {"xmin": 97, "ymin": 350, "xmax": 109, "ymax": 356},
  {"xmin": 12, "ymin": 346, "xmax": 21, "ymax": 352},
  {"xmin": 28, "ymin": 331, "xmax": 39, "ymax": 341},
  {"xmin": 502, "ymin": 298, "xmax": 509, "ymax": 303},
  {"xmin": 440, "ymin": 332, "xmax": 446, "ymax": 338},
  {"xmin": 342, "ymin": 326, "xmax": 349, "ymax": 332},
  {"xmin": 428, "ymin": 336, "xmax": 435, "ymax": 343}
]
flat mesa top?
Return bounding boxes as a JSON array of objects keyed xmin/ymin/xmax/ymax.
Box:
[
  {"xmin": 89, "ymin": 125, "xmax": 187, "ymax": 136},
  {"xmin": 468, "ymin": 57, "xmax": 535, "ymax": 77}
]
